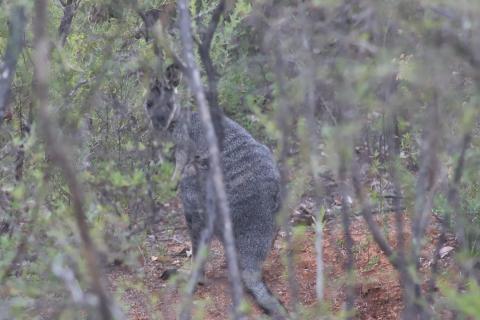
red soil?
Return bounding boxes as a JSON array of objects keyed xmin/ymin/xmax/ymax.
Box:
[{"xmin": 107, "ymin": 201, "xmax": 454, "ymax": 320}]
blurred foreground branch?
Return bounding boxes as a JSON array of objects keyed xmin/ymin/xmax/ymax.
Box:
[
  {"xmin": 33, "ymin": 0, "xmax": 121, "ymax": 319},
  {"xmin": 177, "ymin": 0, "xmax": 245, "ymax": 319},
  {"xmin": 0, "ymin": 5, "xmax": 26, "ymax": 126}
]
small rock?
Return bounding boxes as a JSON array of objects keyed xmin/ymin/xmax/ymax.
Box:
[
  {"xmin": 160, "ymin": 268, "xmax": 178, "ymax": 280},
  {"xmin": 439, "ymin": 246, "xmax": 454, "ymax": 259}
]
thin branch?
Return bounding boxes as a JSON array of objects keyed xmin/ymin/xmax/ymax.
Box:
[
  {"xmin": 428, "ymin": 132, "xmax": 471, "ymax": 301},
  {"xmin": 179, "ymin": 181, "xmax": 215, "ymax": 320},
  {"xmin": 412, "ymin": 94, "xmax": 440, "ymax": 262},
  {"xmin": 351, "ymin": 170, "xmax": 397, "ymax": 267},
  {"xmin": 51, "ymin": 255, "xmax": 97, "ymax": 306},
  {"xmin": 298, "ymin": 1, "xmax": 325, "ymax": 302},
  {"xmin": 339, "ymin": 159, "xmax": 355, "ymax": 318},
  {"xmin": 58, "ymin": 0, "xmax": 82, "ymax": 47},
  {"xmin": 131, "ymin": 3, "xmax": 187, "ymax": 73},
  {"xmin": 0, "ymin": 5, "xmax": 26, "ymax": 126},
  {"xmin": 386, "ymin": 112, "xmax": 418, "ymax": 318},
  {"xmin": 202, "ymin": 0, "xmax": 225, "ymax": 51},
  {"xmin": 352, "ymin": 152, "xmax": 423, "ymax": 318},
  {"xmin": 196, "ymin": 0, "xmax": 226, "ymax": 142},
  {"xmin": 177, "ymin": 1, "xmax": 245, "ymax": 319},
  {"xmin": 272, "ymin": 32, "xmax": 299, "ymax": 318}
]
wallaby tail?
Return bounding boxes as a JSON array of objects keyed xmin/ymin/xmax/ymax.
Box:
[{"xmin": 241, "ymin": 269, "xmax": 289, "ymax": 319}]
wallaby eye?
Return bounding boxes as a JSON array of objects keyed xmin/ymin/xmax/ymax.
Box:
[
  {"xmin": 168, "ymin": 120, "xmax": 176, "ymax": 132},
  {"xmin": 146, "ymin": 100, "xmax": 154, "ymax": 109}
]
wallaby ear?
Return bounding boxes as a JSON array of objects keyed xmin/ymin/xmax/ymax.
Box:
[{"xmin": 165, "ymin": 63, "xmax": 182, "ymax": 88}]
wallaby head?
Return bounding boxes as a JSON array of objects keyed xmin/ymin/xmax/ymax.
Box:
[{"xmin": 145, "ymin": 64, "xmax": 182, "ymax": 132}]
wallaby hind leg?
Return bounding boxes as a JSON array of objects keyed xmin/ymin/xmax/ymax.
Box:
[
  {"xmin": 184, "ymin": 209, "xmax": 204, "ymax": 256},
  {"xmin": 182, "ymin": 208, "xmax": 212, "ymax": 285}
]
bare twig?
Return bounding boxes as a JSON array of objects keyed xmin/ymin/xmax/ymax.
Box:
[
  {"xmin": 298, "ymin": 1, "xmax": 326, "ymax": 302},
  {"xmin": 179, "ymin": 179, "xmax": 215, "ymax": 320},
  {"xmin": 137, "ymin": 8, "xmax": 161, "ymax": 42},
  {"xmin": 177, "ymin": 2, "xmax": 228, "ymax": 318},
  {"xmin": 408, "ymin": 93, "xmax": 440, "ymax": 318},
  {"xmin": 197, "ymin": 0, "xmax": 226, "ymax": 143},
  {"xmin": 339, "ymin": 159, "xmax": 355, "ymax": 318},
  {"xmin": 351, "ymin": 170, "xmax": 397, "ymax": 267},
  {"xmin": 413, "ymin": 94, "xmax": 440, "ymax": 262},
  {"xmin": 58, "ymin": 0, "xmax": 82, "ymax": 47},
  {"xmin": 52, "ymin": 255, "xmax": 98, "ymax": 306},
  {"xmin": 202, "ymin": 0, "xmax": 225, "ymax": 52},
  {"xmin": 428, "ymin": 132, "xmax": 471, "ymax": 301},
  {"xmin": 386, "ymin": 111, "xmax": 420, "ymax": 318},
  {"xmin": 177, "ymin": 1, "xmax": 245, "ymax": 319},
  {"xmin": 272, "ymin": 33, "xmax": 299, "ymax": 318},
  {"xmin": 131, "ymin": 2, "xmax": 187, "ymax": 73},
  {"xmin": 352, "ymin": 162, "xmax": 423, "ymax": 318}
]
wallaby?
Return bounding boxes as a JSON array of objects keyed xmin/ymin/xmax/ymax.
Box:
[{"xmin": 145, "ymin": 64, "xmax": 287, "ymax": 318}]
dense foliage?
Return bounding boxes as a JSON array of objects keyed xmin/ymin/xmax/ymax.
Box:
[{"xmin": 1, "ymin": 0, "xmax": 480, "ymax": 318}]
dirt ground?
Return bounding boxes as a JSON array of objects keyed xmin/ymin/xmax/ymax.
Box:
[{"xmin": 106, "ymin": 199, "xmax": 455, "ymax": 320}]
